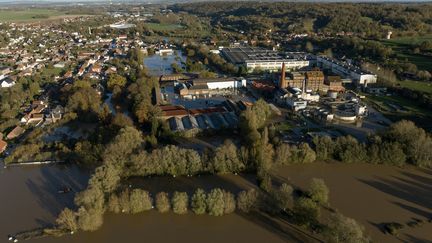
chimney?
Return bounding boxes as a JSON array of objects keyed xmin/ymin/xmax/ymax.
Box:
[
  {"xmin": 280, "ymin": 62, "xmax": 286, "ymax": 88},
  {"xmin": 302, "ymin": 74, "xmax": 306, "ymax": 95}
]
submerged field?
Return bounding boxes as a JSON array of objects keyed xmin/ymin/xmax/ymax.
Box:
[
  {"xmin": 2, "ymin": 161, "xmax": 431, "ymax": 243},
  {"xmin": 272, "ymin": 163, "xmax": 432, "ymax": 243}
]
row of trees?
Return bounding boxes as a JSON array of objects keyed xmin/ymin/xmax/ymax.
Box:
[
  {"xmin": 313, "ymin": 120, "xmax": 432, "ymax": 168},
  {"xmin": 56, "ymin": 176, "xmax": 367, "ymax": 242},
  {"xmin": 184, "ymin": 44, "xmax": 238, "ymax": 75}
]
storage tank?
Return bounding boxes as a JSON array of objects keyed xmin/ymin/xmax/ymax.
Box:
[{"xmin": 328, "ymin": 90, "xmax": 338, "ymax": 99}]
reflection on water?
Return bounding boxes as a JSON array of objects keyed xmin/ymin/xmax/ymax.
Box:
[
  {"xmin": 0, "ymin": 162, "xmax": 89, "ymax": 242},
  {"xmin": 0, "ymin": 162, "xmax": 289, "ymax": 243},
  {"xmin": 144, "ymin": 50, "xmax": 186, "ymax": 76}
]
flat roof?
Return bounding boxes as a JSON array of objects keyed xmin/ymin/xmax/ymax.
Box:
[{"xmin": 221, "ymin": 47, "xmax": 306, "ymax": 64}]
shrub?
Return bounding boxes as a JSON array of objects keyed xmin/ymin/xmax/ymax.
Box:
[
  {"xmin": 207, "ymin": 188, "xmax": 225, "ymax": 216},
  {"xmin": 129, "ymin": 189, "xmax": 153, "ymax": 213},
  {"xmin": 293, "ymin": 197, "xmax": 320, "ymax": 226},
  {"xmin": 274, "ymin": 183, "xmax": 293, "ymax": 211},
  {"xmin": 191, "ymin": 189, "xmax": 207, "ymax": 215},
  {"xmin": 223, "ymin": 191, "xmax": 236, "ymax": 214},
  {"xmin": 172, "ymin": 192, "xmax": 188, "ymax": 214},
  {"xmin": 309, "ymin": 178, "xmax": 329, "ymax": 205},
  {"xmin": 56, "ymin": 208, "xmax": 78, "ymax": 232},
  {"xmin": 237, "ymin": 189, "xmax": 259, "ymax": 213},
  {"xmin": 76, "ymin": 207, "xmax": 104, "ymax": 232},
  {"xmin": 325, "ymin": 212, "xmax": 369, "ymax": 243},
  {"xmin": 155, "ymin": 192, "xmax": 170, "ymax": 213},
  {"xmin": 384, "ymin": 222, "xmax": 404, "ymax": 236}
]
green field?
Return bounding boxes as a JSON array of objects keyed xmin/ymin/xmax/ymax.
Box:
[
  {"xmin": 0, "ymin": 9, "xmax": 70, "ymax": 22},
  {"xmin": 397, "ymin": 80, "xmax": 432, "ymax": 94},
  {"xmin": 144, "ymin": 22, "xmax": 185, "ymax": 31},
  {"xmin": 381, "ymin": 35, "xmax": 432, "ymax": 72},
  {"xmin": 366, "ymin": 94, "xmax": 432, "ymax": 129}
]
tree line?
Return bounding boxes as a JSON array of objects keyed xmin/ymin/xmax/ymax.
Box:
[{"xmin": 173, "ymin": 2, "xmax": 432, "ymax": 38}]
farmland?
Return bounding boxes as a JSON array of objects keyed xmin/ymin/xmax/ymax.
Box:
[
  {"xmin": 381, "ymin": 35, "xmax": 432, "ymax": 72},
  {"xmin": 144, "ymin": 22, "xmax": 185, "ymax": 31},
  {"xmin": 397, "ymin": 80, "xmax": 432, "ymax": 95},
  {"xmin": 0, "ymin": 9, "xmax": 86, "ymax": 22}
]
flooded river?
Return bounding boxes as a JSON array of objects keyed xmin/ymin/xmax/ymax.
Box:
[
  {"xmin": 2, "ymin": 161, "xmax": 430, "ymax": 243},
  {"xmin": 0, "ymin": 163, "xmax": 312, "ymax": 243},
  {"xmin": 0, "ymin": 162, "xmax": 89, "ymax": 243},
  {"xmin": 273, "ymin": 163, "xmax": 432, "ymax": 243}
]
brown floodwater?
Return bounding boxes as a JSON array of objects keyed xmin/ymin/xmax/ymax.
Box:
[
  {"xmin": 2, "ymin": 161, "xmax": 431, "ymax": 243},
  {"xmin": 0, "ymin": 163, "xmax": 316, "ymax": 243},
  {"xmin": 272, "ymin": 163, "xmax": 432, "ymax": 243},
  {"xmin": 0, "ymin": 163, "xmax": 89, "ymax": 243}
]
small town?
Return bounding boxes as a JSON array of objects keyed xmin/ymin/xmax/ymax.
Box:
[{"xmin": 0, "ymin": 1, "xmax": 431, "ymax": 243}]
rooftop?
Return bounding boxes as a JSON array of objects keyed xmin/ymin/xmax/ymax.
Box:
[{"xmin": 221, "ymin": 47, "xmax": 304, "ymax": 64}]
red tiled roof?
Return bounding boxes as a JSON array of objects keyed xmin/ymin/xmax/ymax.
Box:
[
  {"xmin": 0, "ymin": 140, "xmax": 7, "ymax": 153},
  {"xmin": 163, "ymin": 110, "xmax": 189, "ymax": 117},
  {"xmin": 6, "ymin": 126, "xmax": 25, "ymax": 140}
]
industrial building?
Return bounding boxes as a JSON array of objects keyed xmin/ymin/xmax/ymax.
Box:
[
  {"xmin": 316, "ymin": 56, "xmax": 377, "ymax": 86},
  {"xmin": 159, "ymin": 104, "xmax": 240, "ymax": 132},
  {"xmin": 324, "ymin": 76, "xmax": 345, "ymax": 92},
  {"xmin": 278, "ymin": 63, "xmax": 325, "ymax": 92},
  {"xmin": 305, "ymin": 71, "xmax": 325, "ymax": 92},
  {"xmin": 178, "ymin": 77, "xmax": 246, "ymax": 99},
  {"xmin": 221, "ymin": 47, "xmax": 309, "ymax": 73}
]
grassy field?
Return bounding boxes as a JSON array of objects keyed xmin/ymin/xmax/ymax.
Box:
[
  {"xmin": 381, "ymin": 35, "xmax": 432, "ymax": 72},
  {"xmin": 145, "ymin": 22, "xmax": 185, "ymax": 31},
  {"xmin": 0, "ymin": 9, "xmax": 83, "ymax": 22},
  {"xmin": 397, "ymin": 80, "xmax": 432, "ymax": 94},
  {"xmin": 366, "ymin": 94, "xmax": 432, "ymax": 130}
]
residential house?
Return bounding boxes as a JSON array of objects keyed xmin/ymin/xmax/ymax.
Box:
[
  {"xmin": 0, "ymin": 139, "xmax": 7, "ymax": 154},
  {"xmin": 6, "ymin": 126, "xmax": 25, "ymax": 140},
  {"xmin": 1, "ymin": 77, "xmax": 16, "ymax": 88}
]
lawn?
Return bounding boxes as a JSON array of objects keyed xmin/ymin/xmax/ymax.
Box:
[
  {"xmin": 274, "ymin": 121, "xmax": 294, "ymax": 132},
  {"xmin": 144, "ymin": 22, "xmax": 185, "ymax": 31},
  {"xmin": 381, "ymin": 35, "xmax": 432, "ymax": 72},
  {"xmin": 0, "ymin": 9, "xmax": 67, "ymax": 22}
]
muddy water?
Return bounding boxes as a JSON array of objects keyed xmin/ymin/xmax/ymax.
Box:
[
  {"xmin": 273, "ymin": 163, "xmax": 432, "ymax": 243},
  {"xmin": 0, "ymin": 163, "xmax": 89, "ymax": 243},
  {"xmin": 0, "ymin": 164, "xmax": 313, "ymax": 243},
  {"xmin": 4, "ymin": 161, "xmax": 429, "ymax": 243}
]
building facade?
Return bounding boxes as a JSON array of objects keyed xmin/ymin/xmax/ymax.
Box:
[{"xmin": 317, "ymin": 56, "xmax": 377, "ymax": 86}]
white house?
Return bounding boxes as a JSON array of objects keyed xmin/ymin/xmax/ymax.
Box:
[{"xmin": 1, "ymin": 77, "xmax": 15, "ymax": 88}]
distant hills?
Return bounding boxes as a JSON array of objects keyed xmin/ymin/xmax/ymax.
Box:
[{"xmin": 0, "ymin": 0, "xmax": 431, "ymax": 4}]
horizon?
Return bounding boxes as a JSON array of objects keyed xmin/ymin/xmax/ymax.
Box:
[{"xmin": 1, "ymin": 0, "xmax": 432, "ymax": 4}]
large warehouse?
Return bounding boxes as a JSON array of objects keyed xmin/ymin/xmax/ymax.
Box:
[
  {"xmin": 221, "ymin": 47, "xmax": 310, "ymax": 72},
  {"xmin": 317, "ymin": 56, "xmax": 377, "ymax": 86}
]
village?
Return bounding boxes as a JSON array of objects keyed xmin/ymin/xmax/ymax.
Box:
[
  {"xmin": 0, "ymin": 8, "xmax": 394, "ymax": 159},
  {"xmin": 1, "ymin": 2, "xmax": 432, "ymax": 243}
]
